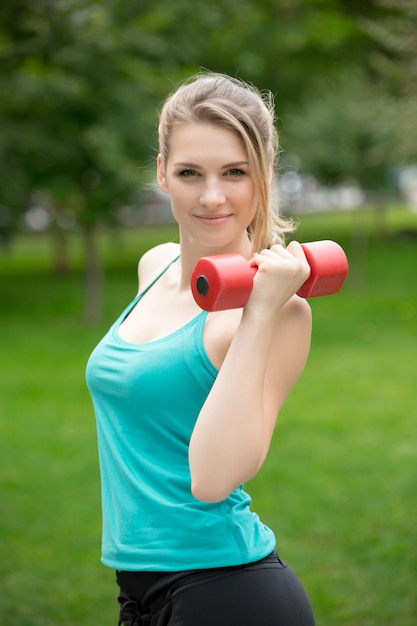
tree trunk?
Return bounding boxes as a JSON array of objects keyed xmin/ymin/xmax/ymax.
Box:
[
  {"xmin": 51, "ymin": 226, "xmax": 69, "ymax": 275},
  {"xmin": 82, "ymin": 222, "xmax": 102, "ymax": 324},
  {"xmin": 349, "ymin": 214, "xmax": 367, "ymax": 291}
]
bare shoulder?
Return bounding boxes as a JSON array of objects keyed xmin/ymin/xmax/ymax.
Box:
[
  {"xmin": 139, "ymin": 241, "xmax": 179, "ymax": 270},
  {"xmin": 270, "ymin": 296, "xmax": 312, "ymax": 363},
  {"xmin": 280, "ymin": 294, "xmax": 312, "ymax": 327},
  {"xmin": 138, "ymin": 242, "xmax": 180, "ymax": 288},
  {"xmin": 204, "ymin": 296, "xmax": 311, "ymax": 373}
]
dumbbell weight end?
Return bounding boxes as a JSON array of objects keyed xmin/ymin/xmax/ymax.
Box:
[
  {"xmin": 191, "ymin": 253, "xmax": 256, "ymax": 311},
  {"xmin": 297, "ymin": 240, "xmax": 349, "ymax": 298}
]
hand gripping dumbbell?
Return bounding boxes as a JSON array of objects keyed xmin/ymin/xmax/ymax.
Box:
[{"xmin": 191, "ymin": 240, "xmax": 349, "ymax": 312}]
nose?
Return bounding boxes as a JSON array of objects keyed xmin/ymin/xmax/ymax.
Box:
[{"xmin": 199, "ymin": 178, "xmax": 226, "ymax": 209}]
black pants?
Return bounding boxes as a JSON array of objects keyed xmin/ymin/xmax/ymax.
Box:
[{"xmin": 116, "ymin": 551, "xmax": 315, "ymax": 626}]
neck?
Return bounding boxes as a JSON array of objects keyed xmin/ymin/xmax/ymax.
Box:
[{"xmin": 177, "ymin": 235, "xmax": 253, "ymax": 291}]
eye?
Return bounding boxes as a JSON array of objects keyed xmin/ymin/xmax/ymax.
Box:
[
  {"xmin": 226, "ymin": 168, "xmax": 245, "ymax": 177},
  {"xmin": 179, "ymin": 169, "xmax": 198, "ymax": 177}
]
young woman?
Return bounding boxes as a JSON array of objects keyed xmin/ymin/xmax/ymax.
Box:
[{"xmin": 86, "ymin": 72, "xmax": 315, "ymax": 625}]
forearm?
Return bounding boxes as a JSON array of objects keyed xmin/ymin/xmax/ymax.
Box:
[{"xmin": 188, "ymin": 308, "xmax": 275, "ymax": 502}]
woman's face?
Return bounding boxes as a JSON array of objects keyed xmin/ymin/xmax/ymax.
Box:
[{"xmin": 157, "ymin": 123, "xmax": 257, "ymax": 256}]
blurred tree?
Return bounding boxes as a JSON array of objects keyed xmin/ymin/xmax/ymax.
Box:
[
  {"xmin": 0, "ymin": 0, "xmax": 181, "ymax": 321},
  {"xmin": 281, "ymin": 70, "xmax": 398, "ymax": 190},
  {"xmin": 360, "ymin": 0, "xmax": 417, "ymax": 164},
  {"xmin": 0, "ymin": 0, "xmax": 265, "ymax": 320},
  {"xmin": 0, "ymin": 0, "xmax": 406, "ymax": 319},
  {"xmin": 277, "ymin": 0, "xmax": 415, "ymax": 200}
]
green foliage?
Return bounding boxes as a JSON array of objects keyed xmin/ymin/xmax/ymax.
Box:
[
  {"xmin": 1, "ymin": 209, "xmax": 416, "ymax": 625},
  {"xmin": 360, "ymin": 0, "xmax": 417, "ymax": 163},
  {"xmin": 0, "ymin": 1, "xmax": 181, "ymax": 217},
  {"xmin": 281, "ymin": 69, "xmax": 400, "ymax": 188},
  {"xmin": 1, "ymin": 0, "xmax": 414, "ymax": 222},
  {"xmin": 1, "ymin": 0, "xmax": 415, "ymax": 318}
]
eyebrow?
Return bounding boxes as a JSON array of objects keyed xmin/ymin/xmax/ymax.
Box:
[{"xmin": 173, "ymin": 161, "xmax": 250, "ymax": 168}]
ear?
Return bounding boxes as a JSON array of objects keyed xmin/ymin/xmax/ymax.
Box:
[{"xmin": 156, "ymin": 154, "xmax": 169, "ymax": 193}]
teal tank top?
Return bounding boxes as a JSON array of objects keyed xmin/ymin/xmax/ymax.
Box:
[{"xmin": 86, "ymin": 257, "xmax": 275, "ymax": 571}]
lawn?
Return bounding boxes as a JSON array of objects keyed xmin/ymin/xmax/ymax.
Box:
[{"xmin": 0, "ymin": 207, "xmax": 416, "ymax": 625}]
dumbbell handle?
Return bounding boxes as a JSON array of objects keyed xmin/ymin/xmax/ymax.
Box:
[{"xmin": 191, "ymin": 240, "xmax": 349, "ymax": 312}]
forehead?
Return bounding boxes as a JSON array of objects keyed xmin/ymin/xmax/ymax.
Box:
[{"xmin": 167, "ymin": 123, "xmax": 247, "ymax": 164}]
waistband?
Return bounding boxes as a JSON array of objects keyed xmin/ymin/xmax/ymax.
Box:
[{"xmin": 117, "ymin": 550, "xmax": 283, "ymax": 603}]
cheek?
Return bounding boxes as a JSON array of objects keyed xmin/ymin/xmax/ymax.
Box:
[
  {"xmin": 167, "ymin": 185, "xmax": 194, "ymax": 222},
  {"xmin": 168, "ymin": 182, "xmax": 193, "ymax": 207},
  {"xmin": 241, "ymin": 182, "xmax": 258, "ymax": 214}
]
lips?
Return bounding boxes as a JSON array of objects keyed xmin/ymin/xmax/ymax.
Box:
[{"xmin": 195, "ymin": 213, "xmax": 232, "ymax": 225}]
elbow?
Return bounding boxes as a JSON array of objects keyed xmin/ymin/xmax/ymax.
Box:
[
  {"xmin": 189, "ymin": 440, "xmax": 266, "ymax": 503},
  {"xmin": 190, "ymin": 456, "xmax": 263, "ymax": 503},
  {"xmin": 189, "ymin": 445, "xmax": 235, "ymax": 502},
  {"xmin": 191, "ymin": 476, "xmax": 231, "ymax": 503}
]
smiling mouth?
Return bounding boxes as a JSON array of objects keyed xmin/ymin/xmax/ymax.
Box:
[{"xmin": 196, "ymin": 214, "xmax": 232, "ymax": 224}]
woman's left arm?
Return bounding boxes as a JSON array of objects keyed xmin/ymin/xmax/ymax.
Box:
[{"xmin": 189, "ymin": 246, "xmax": 312, "ymax": 503}]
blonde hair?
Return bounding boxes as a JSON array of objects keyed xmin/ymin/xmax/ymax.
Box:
[{"xmin": 158, "ymin": 72, "xmax": 294, "ymax": 251}]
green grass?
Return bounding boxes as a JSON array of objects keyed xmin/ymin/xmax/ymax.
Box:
[{"xmin": 1, "ymin": 209, "xmax": 416, "ymax": 625}]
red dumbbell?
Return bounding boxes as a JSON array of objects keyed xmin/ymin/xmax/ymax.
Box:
[{"xmin": 191, "ymin": 240, "xmax": 349, "ymax": 312}]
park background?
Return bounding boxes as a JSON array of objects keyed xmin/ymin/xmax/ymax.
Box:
[{"xmin": 0, "ymin": 1, "xmax": 416, "ymax": 624}]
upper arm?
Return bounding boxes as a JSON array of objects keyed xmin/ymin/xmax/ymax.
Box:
[{"xmin": 260, "ymin": 296, "xmax": 312, "ymax": 460}]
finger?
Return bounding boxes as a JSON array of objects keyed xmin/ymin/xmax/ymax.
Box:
[
  {"xmin": 251, "ymin": 245, "xmax": 291, "ymax": 269},
  {"xmin": 286, "ymin": 240, "xmax": 307, "ymax": 261},
  {"xmin": 269, "ymin": 244, "xmax": 287, "ymax": 253},
  {"xmin": 286, "ymin": 241, "xmax": 311, "ymax": 279}
]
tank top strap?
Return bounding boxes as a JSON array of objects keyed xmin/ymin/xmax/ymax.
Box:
[
  {"xmin": 138, "ymin": 253, "xmax": 180, "ymax": 299},
  {"xmin": 119, "ymin": 253, "xmax": 180, "ymax": 322}
]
